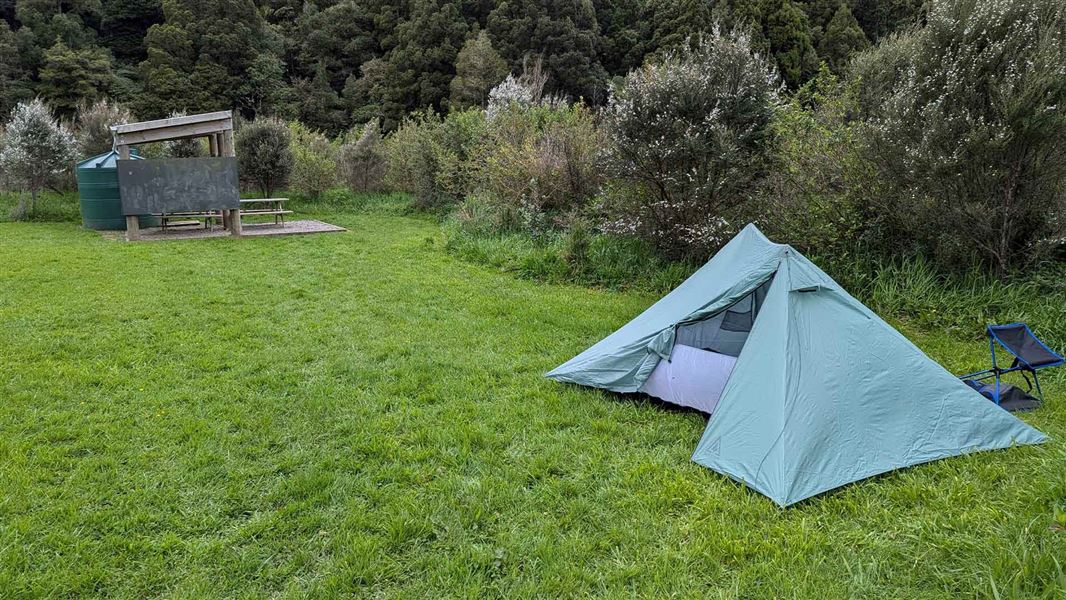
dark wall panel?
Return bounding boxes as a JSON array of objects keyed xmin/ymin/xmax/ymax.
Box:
[{"xmin": 117, "ymin": 157, "xmax": 240, "ymax": 215}]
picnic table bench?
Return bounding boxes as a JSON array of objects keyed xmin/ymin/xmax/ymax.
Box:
[
  {"xmin": 157, "ymin": 198, "xmax": 293, "ymax": 231},
  {"xmin": 240, "ymin": 198, "xmax": 293, "ymax": 226}
]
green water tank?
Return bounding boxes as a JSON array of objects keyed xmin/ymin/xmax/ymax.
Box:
[{"xmin": 75, "ymin": 150, "xmax": 159, "ymax": 230}]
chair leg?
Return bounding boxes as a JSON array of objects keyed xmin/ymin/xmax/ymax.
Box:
[{"xmin": 1032, "ymin": 370, "xmax": 1045, "ymax": 401}]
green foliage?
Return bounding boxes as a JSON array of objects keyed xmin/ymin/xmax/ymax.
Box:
[
  {"xmin": 645, "ymin": 0, "xmax": 715, "ymax": 56},
  {"xmin": 101, "ymin": 0, "xmax": 164, "ymax": 65},
  {"xmin": 487, "ymin": 0, "xmax": 608, "ymax": 102},
  {"xmin": 287, "ymin": 121, "xmax": 336, "ymax": 199},
  {"xmin": 74, "ymin": 98, "xmax": 133, "ymax": 156},
  {"xmin": 478, "ymin": 102, "xmax": 602, "ymax": 233},
  {"xmin": 386, "ymin": 0, "xmax": 468, "ymax": 120},
  {"xmin": 336, "ymin": 121, "xmax": 387, "ymax": 193},
  {"xmin": 850, "ymin": 0, "xmax": 925, "ymax": 41},
  {"xmin": 428, "ymin": 108, "xmax": 487, "ymax": 205},
  {"xmin": 382, "ymin": 111, "xmax": 447, "ymax": 210},
  {"xmin": 138, "ymin": 0, "xmax": 275, "ymax": 118},
  {"xmin": 293, "ymin": 64, "xmax": 348, "ymax": 136},
  {"xmin": 37, "ymin": 41, "xmax": 115, "ymax": 116},
  {"xmin": 0, "ymin": 0, "xmax": 928, "ymax": 127},
  {"xmin": 857, "ymin": 0, "xmax": 1066, "ymax": 275},
  {"xmin": 758, "ymin": 0, "xmax": 820, "ymax": 88},
  {"xmin": 757, "ymin": 66, "xmax": 869, "ymax": 256},
  {"xmin": 818, "ymin": 3, "xmax": 870, "ymax": 73},
  {"xmin": 235, "ymin": 116, "xmax": 293, "ymax": 197},
  {"xmin": 601, "ymin": 29, "xmax": 781, "ymax": 260},
  {"xmin": 449, "ymin": 31, "xmax": 509, "ymax": 110},
  {"xmin": 0, "ymin": 99, "xmax": 77, "ymax": 218},
  {"xmin": 0, "ymin": 21, "xmax": 31, "ymax": 119}
]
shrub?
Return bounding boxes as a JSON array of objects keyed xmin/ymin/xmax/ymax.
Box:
[
  {"xmin": 601, "ymin": 28, "xmax": 781, "ymax": 260},
  {"xmin": 479, "ymin": 102, "xmax": 602, "ymax": 234},
  {"xmin": 0, "ymin": 99, "xmax": 77, "ymax": 219},
  {"xmin": 382, "ymin": 110, "xmax": 484, "ymax": 212},
  {"xmin": 288, "ymin": 121, "xmax": 336, "ymax": 199},
  {"xmin": 337, "ymin": 121, "xmax": 386, "ymax": 193},
  {"xmin": 485, "ymin": 56, "xmax": 554, "ymax": 121},
  {"xmin": 383, "ymin": 111, "xmax": 442, "ymax": 207},
  {"xmin": 75, "ymin": 98, "xmax": 133, "ymax": 156},
  {"xmin": 756, "ymin": 66, "xmax": 870, "ymax": 256},
  {"xmin": 236, "ymin": 117, "xmax": 293, "ymax": 197},
  {"xmin": 856, "ymin": 0, "xmax": 1066, "ymax": 276},
  {"xmin": 434, "ymin": 108, "xmax": 487, "ymax": 204}
]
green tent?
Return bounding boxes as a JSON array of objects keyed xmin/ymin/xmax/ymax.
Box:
[{"xmin": 547, "ymin": 224, "xmax": 1046, "ymax": 506}]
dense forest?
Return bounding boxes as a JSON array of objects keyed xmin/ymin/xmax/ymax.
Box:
[{"xmin": 0, "ymin": 0, "xmax": 923, "ymax": 133}]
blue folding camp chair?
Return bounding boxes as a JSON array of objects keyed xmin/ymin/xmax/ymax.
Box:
[{"xmin": 960, "ymin": 323, "xmax": 1064, "ymax": 407}]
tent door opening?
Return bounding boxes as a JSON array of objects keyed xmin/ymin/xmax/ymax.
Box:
[{"xmin": 639, "ymin": 278, "xmax": 773, "ymax": 414}]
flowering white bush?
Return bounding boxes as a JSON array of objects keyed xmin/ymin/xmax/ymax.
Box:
[
  {"xmin": 0, "ymin": 99, "xmax": 77, "ymax": 218},
  {"xmin": 75, "ymin": 98, "xmax": 132, "ymax": 156},
  {"xmin": 600, "ymin": 27, "xmax": 781, "ymax": 259},
  {"xmin": 858, "ymin": 0, "xmax": 1066, "ymax": 274},
  {"xmin": 486, "ymin": 74, "xmax": 535, "ymax": 121}
]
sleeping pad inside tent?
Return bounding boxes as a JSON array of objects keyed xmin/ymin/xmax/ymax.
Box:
[{"xmin": 546, "ymin": 224, "xmax": 1046, "ymax": 506}]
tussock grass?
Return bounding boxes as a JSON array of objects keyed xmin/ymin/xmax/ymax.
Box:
[{"xmin": 0, "ymin": 198, "xmax": 1064, "ymax": 597}]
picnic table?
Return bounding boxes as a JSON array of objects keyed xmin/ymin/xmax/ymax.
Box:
[
  {"xmin": 155, "ymin": 198, "xmax": 293, "ymax": 232},
  {"xmin": 239, "ymin": 198, "xmax": 293, "ymax": 226}
]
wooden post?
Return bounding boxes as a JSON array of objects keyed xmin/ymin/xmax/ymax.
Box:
[
  {"xmin": 209, "ymin": 134, "xmax": 219, "ymax": 157},
  {"xmin": 125, "ymin": 215, "xmax": 140, "ymax": 241},
  {"xmin": 222, "ymin": 129, "xmax": 241, "ymax": 237},
  {"xmin": 117, "ymin": 145, "xmax": 140, "ymax": 241}
]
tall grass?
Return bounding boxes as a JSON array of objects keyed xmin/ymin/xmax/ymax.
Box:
[
  {"xmin": 443, "ymin": 223, "xmax": 696, "ymax": 292},
  {"xmin": 824, "ymin": 255, "xmax": 1066, "ymax": 349}
]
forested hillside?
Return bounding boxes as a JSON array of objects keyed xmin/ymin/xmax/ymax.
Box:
[{"xmin": 0, "ymin": 0, "xmax": 922, "ymax": 133}]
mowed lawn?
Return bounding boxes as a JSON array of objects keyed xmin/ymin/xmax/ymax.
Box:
[{"xmin": 1, "ymin": 212, "xmax": 1064, "ymax": 599}]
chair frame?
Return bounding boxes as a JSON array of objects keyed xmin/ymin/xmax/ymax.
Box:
[{"xmin": 960, "ymin": 323, "xmax": 1064, "ymax": 405}]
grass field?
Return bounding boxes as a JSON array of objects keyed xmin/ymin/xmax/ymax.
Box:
[{"xmin": 1, "ymin": 198, "xmax": 1065, "ymax": 598}]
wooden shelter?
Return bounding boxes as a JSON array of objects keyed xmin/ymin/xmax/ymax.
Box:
[{"xmin": 111, "ymin": 111, "xmax": 241, "ymax": 240}]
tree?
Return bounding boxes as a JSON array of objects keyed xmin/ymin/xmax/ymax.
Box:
[
  {"xmin": 0, "ymin": 21, "xmax": 31, "ymax": 118},
  {"xmin": 758, "ymin": 0, "xmax": 819, "ymax": 88},
  {"xmin": 240, "ymin": 52, "xmax": 292, "ymax": 120},
  {"xmin": 851, "ymin": 0, "xmax": 924, "ymax": 41},
  {"xmin": 294, "ymin": 64, "xmax": 348, "ymax": 136},
  {"xmin": 101, "ymin": 0, "xmax": 164, "ymax": 65},
  {"xmin": 601, "ymin": 29, "xmax": 780, "ymax": 259},
  {"xmin": 38, "ymin": 41, "xmax": 115, "ymax": 116},
  {"xmin": 296, "ymin": 1, "xmax": 379, "ymax": 93},
  {"xmin": 449, "ymin": 31, "xmax": 509, "ymax": 109},
  {"xmin": 595, "ymin": 0, "xmax": 648, "ymax": 75},
  {"xmin": 857, "ymin": 0, "xmax": 1066, "ymax": 275},
  {"xmin": 818, "ymin": 3, "xmax": 869, "ymax": 73},
  {"xmin": 0, "ymin": 99, "xmax": 77, "ymax": 219},
  {"xmin": 646, "ymin": 0, "xmax": 715, "ymax": 56},
  {"xmin": 235, "ymin": 117, "xmax": 293, "ymax": 197},
  {"xmin": 386, "ymin": 0, "xmax": 468, "ymax": 118},
  {"xmin": 75, "ymin": 98, "xmax": 133, "ymax": 155},
  {"xmin": 487, "ymin": 0, "xmax": 607, "ymax": 102},
  {"xmin": 139, "ymin": 0, "xmax": 279, "ymax": 117}
]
